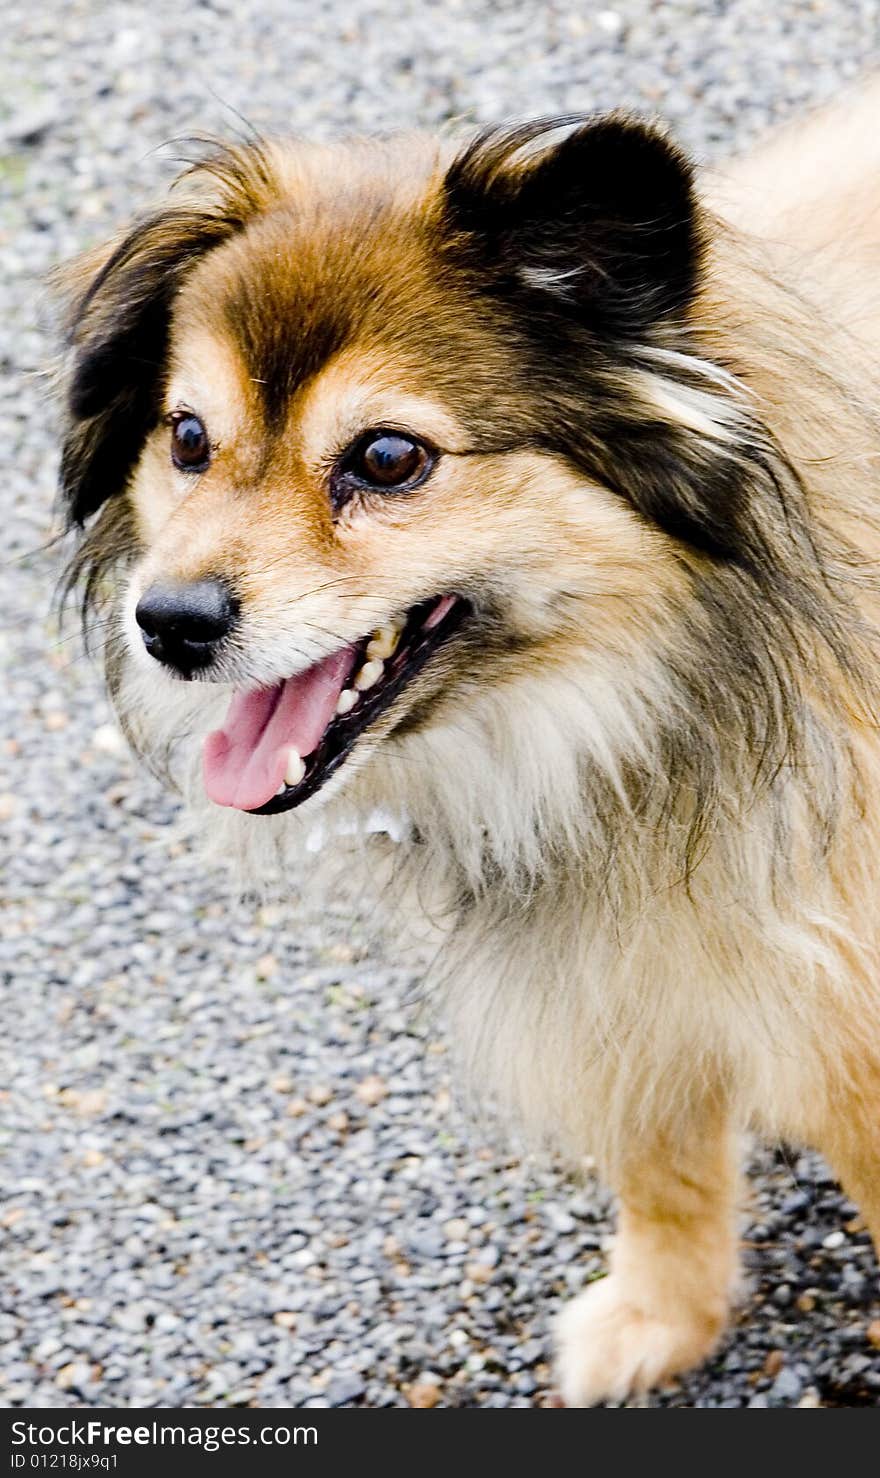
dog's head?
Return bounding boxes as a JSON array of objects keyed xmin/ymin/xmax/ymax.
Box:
[{"xmin": 58, "ymin": 117, "xmax": 805, "ymax": 851}]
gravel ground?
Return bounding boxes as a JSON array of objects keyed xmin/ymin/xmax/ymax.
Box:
[{"xmin": 3, "ymin": 0, "xmax": 880, "ymax": 1411}]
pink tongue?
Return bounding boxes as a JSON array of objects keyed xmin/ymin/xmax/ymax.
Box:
[{"xmin": 203, "ymin": 646, "xmax": 357, "ymax": 811}]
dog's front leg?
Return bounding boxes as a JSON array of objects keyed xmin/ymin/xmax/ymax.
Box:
[
  {"xmin": 555, "ymin": 1106, "xmax": 740, "ymax": 1405},
  {"xmin": 815, "ymin": 1062, "xmax": 880, "ymax": 1268}
]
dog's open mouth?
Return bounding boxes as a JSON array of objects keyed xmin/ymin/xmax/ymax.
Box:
[{"xmin": 202, "ymin": 594, "xmax": 467, "ymax": 814}]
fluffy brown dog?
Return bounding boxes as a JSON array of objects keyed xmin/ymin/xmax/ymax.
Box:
[{"xmin": 57, "ymin": 84, "xmax": 880, "ymax": 1403}]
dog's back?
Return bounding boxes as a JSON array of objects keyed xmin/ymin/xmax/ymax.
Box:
[{"xmin": 712, "ymin": 76, "xmax": 880, "ymax": 344}]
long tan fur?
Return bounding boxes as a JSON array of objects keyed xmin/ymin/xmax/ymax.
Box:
[{"xmin": 56, "ymin": 83, "xmax": 880, "ymax": 1404}]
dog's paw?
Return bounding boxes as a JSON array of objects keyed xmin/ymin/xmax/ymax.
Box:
[{"xmin": 554, "ymin": 1275, "xmax": 723, "ymax": 1406}]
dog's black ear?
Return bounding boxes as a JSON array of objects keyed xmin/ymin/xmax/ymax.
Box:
[
  {"xmin": 443, "ymin": 114, "xmax": 701, "ymax": 335},
  {"xmin": 55, "ymin": 202, "xmax": 243, "ymax": 527}
]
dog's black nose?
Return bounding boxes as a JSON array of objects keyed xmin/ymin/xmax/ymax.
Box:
[{"xmin": 135, "ymin": 578, "xmax": 238, "ymax": 676}]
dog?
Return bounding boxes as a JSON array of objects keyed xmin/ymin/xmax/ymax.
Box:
[{"xmin": 55, "ymin": 82, "xmax": 880, "ymax": 1404}]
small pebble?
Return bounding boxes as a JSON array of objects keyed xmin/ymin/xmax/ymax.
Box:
[{"xmin": 408, "ymin": 1382, "xmax": 442, "ymax": 1409}]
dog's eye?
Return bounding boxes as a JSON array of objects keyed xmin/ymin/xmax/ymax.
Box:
[
  {"xmin": 342, "ymin": 432, "xmax": 433, "ymax": 492},
  {"xmin": 356, "ymin": 433, "xmax": 429, "ymax": 488},
  {"xmin": 170, "ymin": 413, "xmax": 210, "ymax": 472}
]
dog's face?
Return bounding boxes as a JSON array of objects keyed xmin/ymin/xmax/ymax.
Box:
[{"xmin": 60, "ymin": 117, "xmax": 757, "ymax": 826}]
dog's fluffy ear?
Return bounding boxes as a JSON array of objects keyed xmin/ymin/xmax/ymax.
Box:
[
  {"xmin": 54, "ymin": 202, "xmax": 243, "ymax": 527},
  {"xmin": 442, "ymin": 114, "xmax": 701, "ymax": 334}
]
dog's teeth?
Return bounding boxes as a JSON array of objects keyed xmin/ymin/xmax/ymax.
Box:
[
  {"xmin": 354, "ymin": 658, "xmax": 384, "ymax": 691},
  {"xmin": 284, "ymin": 748, "xmax": 306, "ymax": 787},
  {"xmin": 276, "ymin": 782, "xmax": 287, "ymax": 796},
  {"xmin": 335, "ymin": 688, "xmax": 358, "ymax": 716},
  {"xmin": 366, "ymin": 624, "xmax": 402, "ymax": 661}
]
